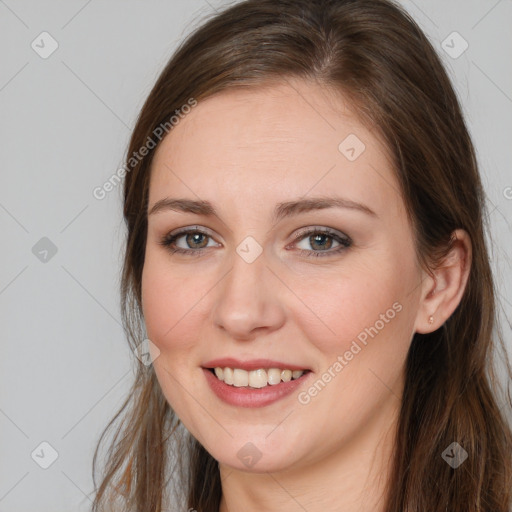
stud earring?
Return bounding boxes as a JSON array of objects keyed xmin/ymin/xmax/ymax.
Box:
[{"xmin": 428, "ymin": 315, "xmax": 434, "ymax": 324}]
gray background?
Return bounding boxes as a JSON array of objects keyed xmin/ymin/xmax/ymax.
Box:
[{"xmin": 0, "ymin": 1, "xmax": 511, "ymax": 510}]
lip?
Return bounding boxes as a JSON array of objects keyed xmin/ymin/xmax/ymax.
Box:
[
  {"xmin": 202, "ymin": 367, "xmax": 312, "ymax": 408},
  {"xmin": 201, "ymin": 357, "xmax": 310, "ymax": 372}
]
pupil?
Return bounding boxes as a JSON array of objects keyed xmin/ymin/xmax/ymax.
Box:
[
  {"xmin": 311, "ymin": 234, "xmax": 331, "ymax": 250},
  {"xmin": 188, "ymin": 233, "xmax": 206, "ymax": 248}
]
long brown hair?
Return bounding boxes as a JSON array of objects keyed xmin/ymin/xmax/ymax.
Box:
[{"xmin": 91, "ymin": 1, "xmax": 512, "ymax": 510}]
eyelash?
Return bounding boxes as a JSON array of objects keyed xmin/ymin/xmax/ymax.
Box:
[{"xmin": 159, "ymin": 226, "xmax": 352, "ymax": 259}]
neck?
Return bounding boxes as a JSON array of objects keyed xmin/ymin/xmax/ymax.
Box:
[{"xmin": 218, "ymin": 395, "xmax": 399, "ymax": 512}]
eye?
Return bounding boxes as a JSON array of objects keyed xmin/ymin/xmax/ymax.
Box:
[
  {"xmin": 290, "ymin": 227, "xmax": 352, "ymax": 258},
  {"xmin": 159, "ymin": 226, "xmax": 219, "ymax": 256},
  {"xmin": 159, "ymin": 225, "xmax": 352, "ymax": 258}
]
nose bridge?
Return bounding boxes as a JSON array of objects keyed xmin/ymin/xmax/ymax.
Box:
[{"xmin": 212, "ymin": 243, "xmax": 285, "ymax": 339}]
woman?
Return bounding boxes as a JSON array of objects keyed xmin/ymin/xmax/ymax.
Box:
[{"xmin": 92, "ymin": 0, "xmax": 512, "ymax": 510}]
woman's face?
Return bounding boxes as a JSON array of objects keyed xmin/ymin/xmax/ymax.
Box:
[{"xmin": 142, "ymin": 79, "xmax": 425, "ymax": 473}]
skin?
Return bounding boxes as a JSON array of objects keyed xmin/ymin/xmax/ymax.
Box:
[{"xmin": 141, "ymin": 78, "xmax": 471, "ymax": 512}]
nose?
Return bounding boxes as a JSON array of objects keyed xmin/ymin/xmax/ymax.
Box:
[{"xmin": 212, "ymin": 248, "xmax": 286, "ymax": 341}]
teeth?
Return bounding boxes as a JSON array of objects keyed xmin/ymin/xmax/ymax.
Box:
[
  {"xmin": 223, "ymin": 367, "xmax": 234, "ymax": 385},
  {"xmin": 281, "ymin": 369, "xmax": 292, "ymax": 382},
  {"xmin": 233, "ymin": 368, "xmax": 249, "ymax": 387},
  {"xmin": 212, "ymin": 367, "xmax": 306, "ymax": 388},
  {"xmin": 267, "ymin": 368, "xmax": 282, "ymax": 385},
  {"xmin": 249, "ymin": 369, "xmax": 267, "ymax": 388}
]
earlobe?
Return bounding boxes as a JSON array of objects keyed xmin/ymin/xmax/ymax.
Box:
[{"xmin": 414, "ymin": 229, "xmax": 472, "ymax": 334}]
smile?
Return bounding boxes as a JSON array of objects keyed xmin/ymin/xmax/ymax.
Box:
[
  {"xmin": 202, "ymin": 367, "xmax": 312, "ymax": 408},
  {"xmin": 210, "ymin": 367, "xmax": 308, "ymax": 388}
]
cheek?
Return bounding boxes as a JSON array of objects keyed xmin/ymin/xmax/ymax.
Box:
[
  {"xmin": 141, "ymin": 254, "xmax": 200, "ymax": 355},
  {"xmin": 290, "ymin": 254, "xmax": 417, "ymax": 362},
  {"xmin": 288, "ymin": 264, "xmax": 416, "ymax": 435},
  {"xmin": 141, "ymin": 256, "xmax": 210, "ymax": 427}
]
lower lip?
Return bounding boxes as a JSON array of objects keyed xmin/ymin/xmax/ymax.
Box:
[{"xmin": 202, "ymin": 368, "xmax": 311, "ymax": 408}]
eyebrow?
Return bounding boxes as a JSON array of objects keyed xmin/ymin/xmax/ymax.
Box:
[{"xmin": 148, "ymin": 196, "xmax": 377, "ymax": 222}]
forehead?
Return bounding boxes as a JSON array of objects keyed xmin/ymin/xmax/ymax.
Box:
[{"xmin": 149, "ymin": 80, "xmax": 400, "ymax": 219}]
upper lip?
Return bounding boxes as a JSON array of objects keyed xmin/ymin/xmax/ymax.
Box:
[{"xmin": 202, "ymin": 357, "xmax": 310, "ymax": 372}]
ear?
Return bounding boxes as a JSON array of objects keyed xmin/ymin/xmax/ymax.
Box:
[{"xmin": 414, "ymin": 229, "xmax": 472, "ymax": 334}]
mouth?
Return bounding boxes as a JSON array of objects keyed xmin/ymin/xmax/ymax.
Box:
[
  {"xmin": 205, "ymin": 366, "xmax": 312, "ymax": 389},
  {"xmin": 201, "ymin": 357, "xmax": 313, "ymax": 407}
]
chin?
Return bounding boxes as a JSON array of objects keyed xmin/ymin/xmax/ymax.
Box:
[{"xmin": 202, "ymin": 432, "xmax": 304, "ymax": 474}]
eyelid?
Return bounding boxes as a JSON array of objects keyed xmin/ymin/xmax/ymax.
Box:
[
  {"xmin": 288, "ymin": 226, "xmax": 351, "ymax": 245},
  {"xmin": 160, "ymin": 225, "xmax": 222, "ymax": 251},
  {"xmin": 160, "ymin": 225, "xmax": 352, "ymax": 257},
  {"xmin": 166, "ymin": 224, "xmax": 217, "ymax": 238}
]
